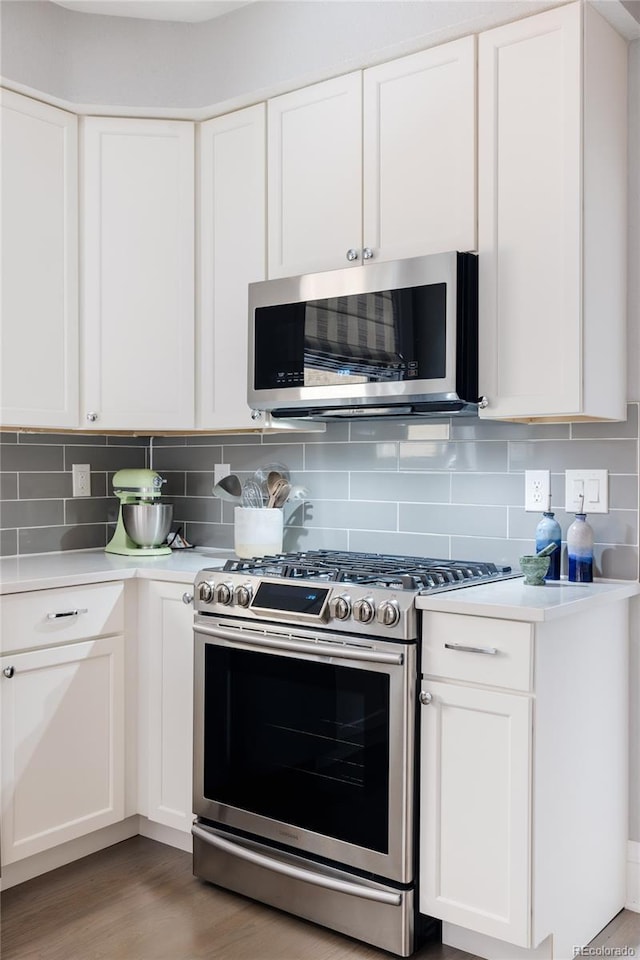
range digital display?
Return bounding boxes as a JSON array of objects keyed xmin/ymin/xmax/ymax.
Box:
[{"xmin": 251, "ymin": 582, "xmax": 329, "ymax": 617}]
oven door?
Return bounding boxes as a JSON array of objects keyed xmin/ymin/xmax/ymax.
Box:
[{"xmin": 193, "ymin": 616, "xmax": 416, "ymax": 884}]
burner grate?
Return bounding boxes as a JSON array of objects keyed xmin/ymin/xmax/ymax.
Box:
[{"xmin": 223, "ymin": 549, "xmax": 511, "ymax": 592}]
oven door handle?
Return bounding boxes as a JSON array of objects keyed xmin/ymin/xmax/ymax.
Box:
[
  {"xmin": 195, "ymin": 623, "xmax": 404, "ymax": 665},
  {"xmin": 191, "ymin": 823, "xmax": 402, "ymax": 906}
]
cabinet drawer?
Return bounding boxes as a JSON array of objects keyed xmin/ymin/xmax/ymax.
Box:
[
  {"xmin": 1, "ymin": 582, "xmax": 125, "ymax": 654},
  {"xmin": 421, "ymin": 611, "xmax": 533, "ymax": 691}
]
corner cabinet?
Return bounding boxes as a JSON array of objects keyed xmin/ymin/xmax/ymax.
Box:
[
  {"xmin": 1, "ymin": 90, "xmax": 78, "ymax": 429},
  {"xmin": 137, "ymin": 580, "xmax": 194, "ymax": 833},
  {"xmin": 478, "ymin": 2, "xmax": 628, "ymax": 422},
  {"xmin": 81, "ymin": 117, "xmax": 195, "ymax": 431},
  {"xmin": 267, "ymin": 35, "xmax": 476, "ymax": 279},
  {"xmin": 419, "ymin": 601, "xmax": 629, "ymax": 958},
  {"xmin": 197, "ymin": 105, "xmax": 267, "ymax": 431}
]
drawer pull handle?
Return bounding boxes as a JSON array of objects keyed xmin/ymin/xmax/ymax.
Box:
[
  {"xmin": 3, "ymin": 666, "xmax": 15, "ymax": 679},
  {"xmin": 444, "ymin": 642, "xmax": 498, "ymax": 656},
  {"xmin": 47, "ymin": 608, "xmax": 88, "ymax": 620}
]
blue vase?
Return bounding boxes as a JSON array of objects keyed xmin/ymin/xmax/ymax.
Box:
[{"xmin": 535, "ymin": 511, "xmax": 561, "ymax": 580}]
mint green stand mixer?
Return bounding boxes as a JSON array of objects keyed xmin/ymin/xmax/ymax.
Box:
[{"xmin": 106, "ymin": 468, "xmax": 172, "ymax": 556}]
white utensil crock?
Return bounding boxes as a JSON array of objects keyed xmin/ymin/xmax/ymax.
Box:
[{"xmin": 234, "ymin": 507, "xmax": 283, "ymax": 559}]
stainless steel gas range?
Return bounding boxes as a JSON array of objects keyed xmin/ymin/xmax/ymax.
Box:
[{"xmin": 191, "ymin": 549, "xmax": 515, "ymax": 957}]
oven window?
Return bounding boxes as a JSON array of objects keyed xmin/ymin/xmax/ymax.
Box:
[{"xmin": 203, "ymin": 645, "xmax": 390, "ymax": 854}]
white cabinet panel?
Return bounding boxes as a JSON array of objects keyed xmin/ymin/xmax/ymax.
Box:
[
  {"xmin": 268, "ymin": 72, "xmax": 362, "ymax": 278},
  {"xmin": 82, "ymin": 117, "xmax": 195, "ymax": 431},
  {"xmin": 139, "ymin": 581, "xmax": 194, "ymax": 833},
  {"xmin": 478, "ymin": 3, "xmax": 627, "ymax": 421},
  {"xmin": 420, "ymin": 680, "xmax": 532, "ymax": 945},
  {"xmin": 0, "ymin": 635, "xmax": 125, "ymax": 864},
  {"xmin": 197, "ymin": 105, "xmax": 266, "ymax": 430},
  {"xmin": 363, "ymin": 36, "xmax": 476, "ymax": 262},
  {"xmin": 1, "ymin": 90, "xmax": 78, "ymax": 429}
]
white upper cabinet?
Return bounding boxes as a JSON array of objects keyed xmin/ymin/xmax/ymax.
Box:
[
  {"xmin": 82, "ymin": 117, "xmax": 195, "ymax": 431},
  {"xmin": 267, "ymin": 38, "xmax": 476, "ymax": 280},
  {"xmin": 478, "ymin": 2, "xmax": 627, "ymax": 422},
  {"xmin": 268, "ymin": 72, "xmax": 362, "ymax": 278},
  {"xmin": 363, "ymin": 36, "xmax": 476, "ymax": 263},
  {"xmin": 197, "ymin": 105, "xmax": 267, "ymax": 431},
  {"xmin": 1, "ymin": 91, "xmax": 78, "ymax": 429}
]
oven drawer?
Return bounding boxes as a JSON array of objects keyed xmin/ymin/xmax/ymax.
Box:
[
  {"xmin": 1, "ymin": 581, "xmax": 125, "ymax": 654},
  {"xmin": 421, "ymin": 611, "xmax": 533, "ymax": 691}
]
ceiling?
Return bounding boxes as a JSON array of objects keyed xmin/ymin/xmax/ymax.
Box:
[{"xmin": 51, "ymin": 1, "xmax": 254, "ymax": 22}]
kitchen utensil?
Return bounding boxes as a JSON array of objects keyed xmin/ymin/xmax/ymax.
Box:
[
  {"xmin": 267, "ymin": 477, "xmax": 289, "ymax": 508},
  {"xmin": 122, "ymin": 502, "xmax": 173, "ymax": 548},
  {"xmin": 519, "ymin": 554, "xmax": 551, "ymax": 585},
  {"xmin": 271, "ymin": 480, "xmax": 291, "ymax": 508},
  {"xmin": 535, "ymin": 542, "xmax": 558, "ymax": 558},
  {"xmin": 213, "ymin": 474, "xmax": 242, "ymax": 502},
  {"xmin": 106, "ymin": 468, "xmax": 172, "ymax": 556},
  {"xmin": 287, "ymin": 485, "xmax": 309, "ymax": 501},
  {"xmin": 242, "ymin": 478, "xmax": 264, "ymax": 508}
]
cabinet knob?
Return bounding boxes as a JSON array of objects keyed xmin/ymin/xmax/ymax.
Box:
[
  {"xmin": 419, "ymin": 691, "xmax": 432, "ymax": 705},
  {"xmin": 250, "ymin": 409, "xmax": 263, "ymax": 422},
  {"xmin": 86, "ymin": 412, "xmax": 99, "ymax": 423},
  {"xmin": 3, "ymin": 666, "xmax": 15, "ymax": 679},
  {"xmin": 478, "ymin": 396, "xmax": 489, "ymax": 409},
  {"xmin": 182, "ymin": 592, "xmax": 194, "ymax": 606},
  {"xmin": 346, "ymin": 249, "xmax": 359, "ymax": 262},
  {"xmin": 362, "ymin": 247, "xmax": 374, "ymax": 260}
]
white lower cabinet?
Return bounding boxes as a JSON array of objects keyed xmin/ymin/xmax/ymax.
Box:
[
  {"xmin": 138, "ymin": 580, "xmax": 194, "ymax": 833},
  {"xmin": 420, "ymin": 680, "xmax": 532, "ymax": 945},
  {"xmin": 419, "ymin": 603, "xmax": 629, "ymax": 958},
  {"xmin": 0, "ymin": 634, "xmax": 125, "ymax": 865}
]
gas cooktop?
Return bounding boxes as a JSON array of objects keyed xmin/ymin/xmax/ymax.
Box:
[{"xmin": 222, "ymin": 548, "xmax": 515, "ymax": 593}]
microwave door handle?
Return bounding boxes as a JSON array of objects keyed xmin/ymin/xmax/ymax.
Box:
[
  {"xmin": 194, "ymin": 622, "xmax": 404, "ymax": 666},
  {"xmin": 191, "ymin": 823, "xmax": 402, "ymax": 907}
]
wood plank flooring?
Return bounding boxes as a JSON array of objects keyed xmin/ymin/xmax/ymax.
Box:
[{"xmin": 1, "ymin": 837, "xmax": 639, "ymax": 960}]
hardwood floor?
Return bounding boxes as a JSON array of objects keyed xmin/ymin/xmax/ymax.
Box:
[{"xmin": 1, "ymin": 837, "xmax": 639, "ymax": 960}]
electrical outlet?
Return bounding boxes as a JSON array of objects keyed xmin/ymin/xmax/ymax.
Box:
[
  {"xmin": 565, "ymin": 469, "xmax": 608, "ymax": 513},
  {"xmin": 524, "ymin": 469, "xmax": 551, "ymax": 512},
  {"xmin": 72, "ymin": 464, "xmax": 91, "ymax": 497},
  {"xmin": 214, "ymin": 463, "xmax": 231, "ymax": 486}
]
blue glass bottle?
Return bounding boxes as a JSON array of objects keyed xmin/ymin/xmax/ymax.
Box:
[
  {"xmin": 567, "ymin": 513, "xmax": 594, "ymax": 583},
  {"xmin": 535, "ymin": 506, "xmax": 561, "ymax": 580}
]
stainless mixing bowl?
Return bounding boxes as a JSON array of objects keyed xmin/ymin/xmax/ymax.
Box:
[{"xmin": 122, "ymin": 503, "xmax": 173, "ymax": 547}]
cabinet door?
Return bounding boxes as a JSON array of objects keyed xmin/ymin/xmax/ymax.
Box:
[
  {"xmin": 197, "ymin": 105, "xmax": 266, "ymax": 430},
  {"xmin": 0, "ymin": 636, "xmax": 125, "ymax": 864},
  {"xmin": 82, "ymin": 117, "xmax": 195, "ymax": 430},
  {"xmin": 1, "ymin": 90, "xmax": 78, "ymax": 429},
  {"xmin": 363, "ymin": 36, "xmax": 476, "ymax": 263},
  {"xmin": 478, "ymin": 4, "xmax": 582, "ymax": 420},
  {"xmin": 140, "ymin": 581, "xmax": 194, "ymax": 833},
  {"xmin": 420, "ymin": 680, "xmax": 532, "ymax": 946},
  {"xmin": 268, "ymin": 72, "xmax": 362, "ymax": 278}
]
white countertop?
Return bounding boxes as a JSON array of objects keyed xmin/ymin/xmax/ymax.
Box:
[
  {"xmin": 415, "ymin": 575, "xmax": 639, "ymax": 621},
  {"xmin": 0, "ymin": 547, "xmax": 235, "ymax": 594},
  {"xmin": 1, "ymin": 551, "xmax": 638, "ymax": 620}
]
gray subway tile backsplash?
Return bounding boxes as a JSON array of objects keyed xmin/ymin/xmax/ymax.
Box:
[{"xmin": 1, "ymin": 404, "xmax": 638, "ymax": 581}]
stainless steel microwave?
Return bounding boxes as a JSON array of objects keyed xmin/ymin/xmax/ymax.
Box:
[{"xmin": 247, "ymin": 252, "xmax": 478, "ymax": 421}]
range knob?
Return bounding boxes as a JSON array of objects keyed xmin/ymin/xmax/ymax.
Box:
[
  {"xmin": 376, "ymin": 599, "xmax": 401, "ymax": 627},
  {"xmin": 352, "ymin": 597, "xmax": 375, "ymax": 624},
  {"xmin": 234, "ymin": 583, "xmax": 253, "ymax": 608},
  {"xmin": 199, "ymin": 581, "xmax": 215, "ymax": 603},
  {"xmin": 329, "ymin": 594, "xmax": 351, "ymax": 620},
  {"xmin": 215, "ymin": 582, "xmax": 234, "ymax": 605}
]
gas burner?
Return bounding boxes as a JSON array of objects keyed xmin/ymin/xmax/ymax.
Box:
[{"xmin": 223, "ymin": 549, "xmax": 512, "ymax": 592}]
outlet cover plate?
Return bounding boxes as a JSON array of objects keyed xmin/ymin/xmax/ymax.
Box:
[
  {"xmin": 214, "ymin": 463, "xmax": 231, "ymax": 486},
  {"xmin": 72, "ymin": 463, "xmax": 91, "ymax": 498},
  {"xmin": 565, "ymin": 469, "xmax": 608, "ymax": 513},
  {"xmin": 524, "ymin": 469, "xmax": 551, "ymax": 512}
]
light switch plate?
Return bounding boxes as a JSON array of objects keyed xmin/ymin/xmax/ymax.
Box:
[{"xmin": 564, "ymin": 469, "xmax": 608, "ymax": 513}]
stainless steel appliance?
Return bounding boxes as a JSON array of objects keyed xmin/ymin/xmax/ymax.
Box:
[
  {"xmin": 247, "ymin": 252, "xmax": 479, "ymax": 421},
  {"xmin": 192, "ymin": 549, "xmax": 516, "ymax": 956}
]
